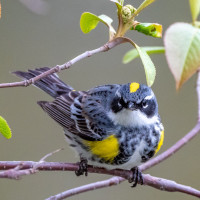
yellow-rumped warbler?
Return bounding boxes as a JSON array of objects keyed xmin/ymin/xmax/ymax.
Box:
[{"xmin": 14, "ymin": 67, "xmax": 164, "ymax": 186}]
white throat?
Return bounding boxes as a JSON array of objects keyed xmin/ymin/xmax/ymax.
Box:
[{"xmin": 108, "ymin": 109, "xmax": 158, "ymax": 127}]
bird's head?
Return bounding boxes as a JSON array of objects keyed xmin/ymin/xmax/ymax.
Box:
[{"xmin": 109, "ymin": 82, "xmax": 159, "ymax": 126}]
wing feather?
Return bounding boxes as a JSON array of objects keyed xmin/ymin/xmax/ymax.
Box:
[
  {"xmin": 38, "ymin": 90, "xmax": 101, "ymax": 141},
  {"xmin": 38, "ymin": 85, "xmax": 119, "ymax": 141}
]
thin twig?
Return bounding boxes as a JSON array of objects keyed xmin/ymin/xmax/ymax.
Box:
[
  {"xmin": 46, "ymin": 174, "xmax": 200, "ymax": 200},
  {"xmin": 39, "ymin": 148, "xmax": 64, "ymax": 163},
  {"xmin": 0, "ymin": 37, "xmax": 129, "ymax": 89},
  {"xmin": 46, "ymin": 177, "xmax": 124, "ymax": 200},
  {"xmin": 0, "ymin": 161, "xmax": 37, "ymax": 180},
  {"xmin": 143, "ymin": 174, "xmax": 200, "ymax": 198},
  {"xmin": 0, "ymin": 149, "xmax": 63, "ymax": 179}
]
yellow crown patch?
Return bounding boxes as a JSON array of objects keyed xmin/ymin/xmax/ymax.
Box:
[{"xmin": 130, "ymin": 82, "xmax": 140, "ymax": 93}]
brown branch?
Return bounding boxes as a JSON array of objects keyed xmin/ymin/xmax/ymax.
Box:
[
  {"xmin": 46, "ymin": 174, "xmax": 200, "ymax": 200},
  {"xmin": 0, "ymin": 165, "xmax": 40, "ymax": 180},
  {"xmin": 0, "ymin": 162, "xmax": 36, "ymax": 179},
  {"xmin": 143, "ymin": 174, "xmax": 200, "ymax": 198},
  {"xmin": 0, "ymin": 37, "xmax": 129, "ymax": 89},
  {"xmin": 0, "ymin": 161, "xmax": 135, "ymax": 180},
  {"xmin": 46, "ymin": 176, "xmax": 124, "ymax": 200},
  {"xmin": 0, "ymin": 149, "xmax": 63, "ymax": 179},
  {"xmin": 0, "ymin": 161, "xmax": 200, "ymax": 199}
]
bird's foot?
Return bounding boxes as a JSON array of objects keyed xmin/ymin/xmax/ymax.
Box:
[
  {"xmin": 75, "ymin": 158, "xmax": 88, "ymax": 176},
  {"xmin": 129, "ymin": 167, "xmax": 143, "ymax": 187}
]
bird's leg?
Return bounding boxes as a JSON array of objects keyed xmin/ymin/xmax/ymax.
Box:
[
  {"xmin": 129, "ymin": 167, "xmax": 143, "ymax": 187},
  {"xmin": 75, "ymin": 157, "xmax": 88, "ymax": 176}
]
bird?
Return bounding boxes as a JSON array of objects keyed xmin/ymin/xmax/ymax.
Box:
[{"xmin": 14, "ymin": 67, "xmax": 164, "ymax": 186}]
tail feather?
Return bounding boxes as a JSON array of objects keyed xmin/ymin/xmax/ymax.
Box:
[{"xmin": 13, "ymin": 67, "xmax": 74, "ymax": 98}]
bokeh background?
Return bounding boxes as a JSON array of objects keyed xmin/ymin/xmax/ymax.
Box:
[{"xmin": 0, "ymin": 0, "xmax": 199, "ymax": 199}]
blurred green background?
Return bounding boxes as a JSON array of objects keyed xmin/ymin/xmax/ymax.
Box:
[{"xmin": 0, "ymin": 0, "xmax": 199, "ymax": 199}]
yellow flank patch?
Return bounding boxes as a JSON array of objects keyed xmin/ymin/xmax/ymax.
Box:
[
  {"xmin": 130, "ymin": 82, "xmax": 140, "ymax": 93},
  {"xmin": 155, "ymin": 130, "xmax": 164, "ymax": 154},
  {"xmin": 83, "ymin": 135, "xmax": 119, "ymax": 163}
]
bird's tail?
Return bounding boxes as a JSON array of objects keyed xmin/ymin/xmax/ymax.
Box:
[{"xmin": 13, "ymin": 67, "xmax": 74, "ymax": 98}]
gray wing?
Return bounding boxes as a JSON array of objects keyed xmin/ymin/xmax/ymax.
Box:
[
  {"xmin": 80, "ymin": 84, "xmax": 120, "ymax": 138},
  {"xmin": 38, "ymin": 90, "xmax": 101, "ymax": 141},
  {"xmin": 14, "ymin": 67, "xmax": 118, "ymax": 141},
  {"xmin": 38, "ymin": 84, "xmax": 119, "ymax": 141}
]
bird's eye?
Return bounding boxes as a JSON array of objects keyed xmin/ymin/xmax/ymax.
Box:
[
  {"xmin": 111, "ymin": 97, "xmax": 125, "ymax": 113},
  {"xmin": 142, "ymin": 100, "xmax": 148, "ymax": 108},
  {"xmin": 119, "ymin": 97, "xmax": 126, "ymax": 106}
]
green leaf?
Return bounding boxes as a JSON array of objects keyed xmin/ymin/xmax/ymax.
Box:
[
  {"xmin": 164, "ymin": 22, "xmax": 200, "ymax": 89},
  {"xmin": 110, "ymin": 0, "xmax": 124, "ymax": 8},
  {"xmin": 189, "ymin": 0, "xmax": 200, "ymax": 22},
  {"xmin": 127, "ymin": 41, "xmax": 156, "ymax": 86},
  {"xmin": 133, "ymin": 0, "xmax": 156, "ymax": 17},
  {"xmin": 134, "ymin": 23, "xmax": 162, "ymax": 38},
  {"xmin": 80, "ymin": 12, "xmax": 116, "ymax": 39},
  {"xmin": 135, "ymin": 44, "xmax": 156, "ymax": 86},
  {"xmin": 123, "ymin": 46, "xmax": 165, "ymax": 64},
  {"xmin": 0, "ymin": 116, "xmax": 12, "ymax": 139}
]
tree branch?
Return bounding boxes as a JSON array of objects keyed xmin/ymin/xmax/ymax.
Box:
[
  {"xmin": 0, "ymin": 161, "xmax": 200, "ymax": 199},
  {"xmin": 46, "ymin": 176, "xmax": 124, "ymax": 200},
  {"xmin": 0, "ymin": 37, "xmax": 129, "ymax": 89},
  {"xmin": 143, "ymin": 174, "xmax": 200, "ymax": 198},
  {"xmin": 0, "ymin": 149, "xmax": 63, "ymax": 179},
  {"xmin": 46, "ymin": 174, "xmax": 200, "ymax": 200},
  {"xmin": 0, "ymin": 161, "xmax": 136, "ymax": 180}
]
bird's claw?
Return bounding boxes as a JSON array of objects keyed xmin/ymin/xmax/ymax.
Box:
[
  {"xmin": 75, "ymin": 159, "xmax": 88, "ymax": 176},
  {"xmin": 129, "ymin": 167, "xmax": 143, "ymax": 187}
]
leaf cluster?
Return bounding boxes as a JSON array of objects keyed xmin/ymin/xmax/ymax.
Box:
[{"xmin": 80, "ymin": 0, "xmax": 163, "ymax": 87}]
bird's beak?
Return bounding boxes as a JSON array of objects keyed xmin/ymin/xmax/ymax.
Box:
[{"xmin": 128, "ymin": 102, "xmax": 137, "ymax": 111}]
